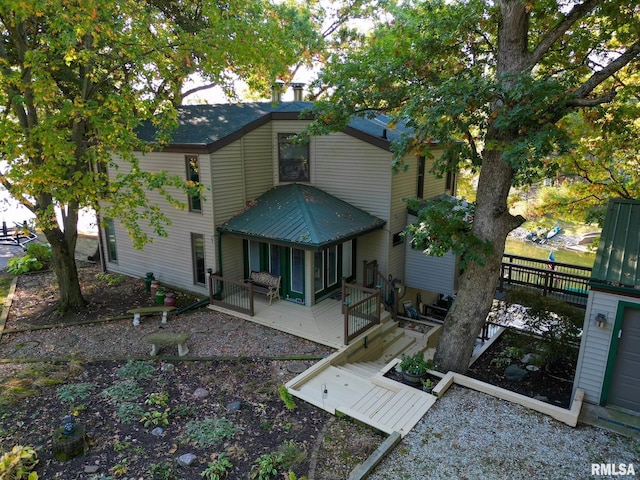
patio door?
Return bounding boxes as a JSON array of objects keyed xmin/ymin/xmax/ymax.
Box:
[
  {"xmin": 288, "ymin": 248, "xmax": 305, "ymax": 303},
  {"xmin": 605, "ymin": 305, "xmax": 640, "ymax": 413},
  {"xmin": 314, "ymin": 245, "xmax": 340, "ymax": 301}
]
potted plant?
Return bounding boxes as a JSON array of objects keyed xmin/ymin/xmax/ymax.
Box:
[
  {"xmin": 399, "ymin": 352, "xmax": 433, "ymax": 386},
  {"xmin": 422, "ymin": 378, "xmax": 434, "ymax": 393}
]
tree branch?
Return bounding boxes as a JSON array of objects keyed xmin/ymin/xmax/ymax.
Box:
[
  {"xmin": 526, "ymin": 0, "xmax": 602, "ymax": 69},
  {"xmin": 573, "ymin": 39, "xmax": 640, "ymax": 99},
  {"xmin": 566, "ymin": 91, "xmax": 617, "ymax": 107}
]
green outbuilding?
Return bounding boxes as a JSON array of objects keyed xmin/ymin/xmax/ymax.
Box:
[{"xmin": 573, "ymin": 198, "xmax": 640, "ymax": 413}]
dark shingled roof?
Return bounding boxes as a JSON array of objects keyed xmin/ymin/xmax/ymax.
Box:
[
  {"xmin": 136, "ymin": 102, "xmax": 407, "ymax": 152},
  {"xmin": 590, "ymin": 198, "xmax": 640, "ymax": 290},
  {"xmin": 217, "ymin": 183, "xmax": 386, "ymax": 250}
]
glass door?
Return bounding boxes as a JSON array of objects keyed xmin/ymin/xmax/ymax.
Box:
[{"xmin": 288, "ymin": 248, "xmax": 305, "ymax": 303}]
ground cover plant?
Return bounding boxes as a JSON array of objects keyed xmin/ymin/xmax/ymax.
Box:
[{"xmin": 0, "ymin": 266, "xmax": 382, "ymax": 479}]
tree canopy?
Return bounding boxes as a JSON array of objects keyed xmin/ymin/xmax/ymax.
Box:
[
  {"xmin": 309, "ymin": 0, "xmax": 640, "ymax": 372},
  {"xmin": 0, "ymin": 0, "xmax": 323, "ymax": 311}
]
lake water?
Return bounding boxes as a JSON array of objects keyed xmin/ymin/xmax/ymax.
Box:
[{"xmin": 504, "ymin": 238, "xmax": 595, "ymax": 268}]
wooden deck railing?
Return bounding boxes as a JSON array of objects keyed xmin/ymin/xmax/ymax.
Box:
[
  {"xmin": 208, "ymin": 271, "xmax": 254, "ymax": 316},
  {"xmin": 362, "ymin": 260, "xmax": 399, "ymax": 320},
  {"xmin": 498, "ymin": 254, "xmax": 592, "ymax": 307},
  {"xmin": 343, "ymin": 280, "xmax": 381, "ymax": 345}
]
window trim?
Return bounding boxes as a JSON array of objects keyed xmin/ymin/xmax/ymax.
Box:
[
  {"xmin": 278, "ymin": 133, "xmax": 310, "ymax": 183},
  {"xmin": 191, "ymin": 233, "xmax": 206, "ymax": 285},
  {"xmin": 186, "ymin": 155, "xmax": 202, "ymax": 212},
  {"xmin": 105, "ymin": 218, "xmax": 118, "ymax": 263}
]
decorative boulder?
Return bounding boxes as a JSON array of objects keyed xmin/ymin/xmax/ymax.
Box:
[{"xmin": 504, "ymin": 364, "xmax": 528, "ymax": 382}]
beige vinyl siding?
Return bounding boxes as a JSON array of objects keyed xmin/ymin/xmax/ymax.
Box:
[
  {"xmin": 211, "ymin": 143, "xmax": 246, "ymax": 227},
  {"xmin": 243, "ymin": 123, "xmax": 274, "ymax": 201},
  {"xmin": 356, "ymin": 230, "xmax": 389, "ymax": 284},
  {"xmin": 104, "ymin": 152, "xmax": 214, "ymax": 296},
  {"xmin": 423, "ymin": 151, "xmax": 447, "ymax": 198},
  {"xmin": 403, "ymin": 214, "xmax": 458, "ymax": 296},
  {"xmin": 311, "ymin": 132, "xmax": 391, "ymax": 221},
  {"xmin": 573, "ymin": 290, "xmax": 623, "ymax": 404},
  {"xmin": 219, "ymin": 235, "xmax": 244, "ymax": 280},
  {"xmin": 387, "ymin": 154, "xmax": 416, "ymax": 280}
]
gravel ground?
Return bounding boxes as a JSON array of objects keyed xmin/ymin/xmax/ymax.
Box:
[{"xmin": 370, "ymin": 385, "xmax": 640, "ymax": 480}]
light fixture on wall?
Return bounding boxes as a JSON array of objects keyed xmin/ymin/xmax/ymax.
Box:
[{"xmin": 595, "ymin": 313, "xmax": 607, "ymax": 328}]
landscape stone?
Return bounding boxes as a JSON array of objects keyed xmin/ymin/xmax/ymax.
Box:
[
  {"xmin": 227, "ymin": 401, "xmax": 242, "ymax": 413},
  {"xmin": 287, "ymin": 362, "xmax": 307, "ymax": 374},
  {"xmin": 192, "ymin": 387, "xmax": 209, "ymax": 399},
  {"xmin": 151, "ymin": 427, "xmax": 164, "ymax": 436},
  {"xmin": 84, "ymin": 465, "xmax": 100, "ymax": 473},
  {"xmin": 177, "ymin": 453, "xmax": 197, "ymax": 467},
  {"xmin": 161, "ymin": 363, "xmax": 175, "ymax": 372},
  {"xmin": 504, "ymin": 364, "xmax": 528, "ymax": 382}
]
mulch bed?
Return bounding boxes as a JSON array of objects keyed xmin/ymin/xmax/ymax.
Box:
[
  {"xmin": 466, "ymin": 331, "xmax": 576, "ymax": 409},
  {"xmin": 0, "ymin": 266, "xmax": 381, "ymax": 479}
]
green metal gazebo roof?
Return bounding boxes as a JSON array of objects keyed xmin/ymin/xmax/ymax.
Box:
[
  {"xmin": 218, "ymin": 184, "xmax": 386, "ymax": 250},
  {"xmin": 590, "ymin": 198, "xmax": 640, "ymax": 290}
]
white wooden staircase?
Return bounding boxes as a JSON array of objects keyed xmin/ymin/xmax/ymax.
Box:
[{"xmin": 286, "ymin": 318, "xmax": 442, "ymax": 437}]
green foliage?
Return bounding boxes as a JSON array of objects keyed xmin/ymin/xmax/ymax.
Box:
[
  {"xmin": 399, "ymin": 352, "xmax": 434, "ymax": 376},
  {"xmin": 276, "ymin": 441, "xmax": 307, "ymax": 472},
  {"xmin": 6, "ymin": 256, "xmax": 43, "ymax": 275},
  {"xmin": 101, "ymin": 380, "xmax": 144, "ymax": 403},
  {"xmin": 116, "ymin": 361, "xmax": 155, "ymax": 381},
  {"xmin": 147, "ymin": 460, "xmax": 178, "ymax": 480},
  {"xmin": 503, "ymin": 289, "xmax": 583, "ymax": 365},
  {"xmin": 201, "ymin": 453, "xmax": 233, "ymax": 480},
  {"xmin": 145, "ymin": 392, "xmax": 169, "ymax": 407},
  {"xmin": 94, "ymin": 272, "xmax": 126, "ymax": 286},
  {"xmin": 0, "ymin": 445, "xmax": 39, "ymax": 479},
  {"xmin": 146, "ymin": 460, "xmax": 178, "ymax": 480},
  {"xmin": 183, "ymin": 418, "xmax": 240, "ymax": 448},
  {"xmin": 57, "ymin": 383, "xmax": 98, "ymax": 403},
  {"xmin": 490, "ymin": 346, "xmax": 525, "ymax": 368},
  {"xmin": 116, "ymin": 402, "xmax": 145, "ymax": 425},
  {"xmin": 250, "ymin": 452, "xmax": 284, "ymax": 480},
  {"xmin": 405, "ymin": 196, "xmax": 492, "ymax": 268},
  {"xmin": 278, "ymin": 385, "xmax": 296, "ymax": 411},
  {"xmin": 140, "ymin": 408, "xmax": 170, "ymax": 428}
]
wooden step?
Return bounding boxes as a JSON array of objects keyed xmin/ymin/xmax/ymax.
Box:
[
  {"xmin": 339, "ymin": 385, "xmax": 436, "ymax": 436},
  {"xmin": 379, "ymin": 335, "xmax": 416, "ymax": 364},
  {"xmin": 338, "ymin": 361, "xmax": 381, "ymax": 378}
]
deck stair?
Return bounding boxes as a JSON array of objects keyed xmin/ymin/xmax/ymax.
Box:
[{"xmin": 286, "ymin": 320, "xmax": 442, "ymax": 437}]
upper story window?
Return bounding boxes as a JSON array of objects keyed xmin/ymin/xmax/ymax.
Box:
[
  {"xmin": 278, "ymin": 133, "xmax": 309, "ymax": 182},
  {"xmin": 417, "ymin": 156, "xmax": 426, "ymax": 199},
  {"xmin": 186, "ymin": 155, "xmax": 202, "ymax": 212}
]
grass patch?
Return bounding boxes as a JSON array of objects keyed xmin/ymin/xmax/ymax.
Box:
[{"xmin": 0, "ymin": 275, "xmax": 13, "ymax": 304}]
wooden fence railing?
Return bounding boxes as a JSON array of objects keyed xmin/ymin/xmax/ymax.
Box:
[
  {"xmin": 498, "ymin": 254, "xmax": 592, "ymax": 307},
  {"xmin": 209, "ymin": 271, "xmax": 254, "ymax": 316},
  {"xmin": 362, "ymin": 260, "xmax": 399, "ymax": 321},
  {"xmin": 343, "ymin": 280, "xmax": 381, "ymax": 345}
]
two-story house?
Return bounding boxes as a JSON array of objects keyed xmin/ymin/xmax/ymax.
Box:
[{"xmin": 102, "ymin": 100, "xmax": 454, "ymax": 315}]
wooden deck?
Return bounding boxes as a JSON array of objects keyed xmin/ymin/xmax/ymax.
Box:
[
  {"xmin": 208, "ymin": 295, "xmax": 347, "ymax": 349},
  {"xmin": 210, "ymin": 295, "xmax": 444, "ymax": 437}
]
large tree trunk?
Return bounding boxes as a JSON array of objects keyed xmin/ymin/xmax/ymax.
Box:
[
  {"xmin": 434, "ymin": 0, "xmax": 528, "ymax": 373},
  {"xmin": 42, "ymin": 205, "xmax": 87, "ymax": 313}
]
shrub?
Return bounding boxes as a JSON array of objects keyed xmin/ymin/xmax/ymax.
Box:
[
  {"xmin": 250, "ymin": 452, "xmax": 284, "ymax": 480},
  {"xmin": 7, "ymin": 243, "xmax": 52, "ymax": 275},
  {"xmin": 116, "ymin": 402, "xmax": 145, "ymax": 424},
  {"xmin": 183, "ymin": 418, "xmax": 240, "ymax": 448},
  {"xmin": 0, "ymin": 445, "xmax": 39, "ymax": 479},
  {"xmin": 201, "ymin": 453, "xmax": 233, "ymax": 480},
  {"xmin": 116, "ymin": 361, "xmax": 155, "ymax": 381},
  {"xmin": 101, "ymin": 380, "xmax": 143, "ymax": 403},
  {"xmin": 278, "ymin": 386, "xmax": 296, "ymax": 411},
  {"xmin": 503, "ymin": 289, "xmax": 583, "ymax": 365},
  {"xmin": 57, "ymin": 383, "xmax": 98, "ymax": 403}
]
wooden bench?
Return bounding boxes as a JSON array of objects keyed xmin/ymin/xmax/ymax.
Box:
[
  {"xmin": 145, "ymin": 332, "xmax": 190, "ymax": 357},
  {"xmin": 128, "ymin": 306, "xmax": 176, "ymax": 326},
  {"xmin": 246, "ymin": 271, "xmax": 281, "ymax": 305}
]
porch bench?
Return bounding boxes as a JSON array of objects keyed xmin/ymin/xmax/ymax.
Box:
[
  {"xmin": 246, "ymin": 271, "xmax": 281, "ymax": 305},
  {"xmin": 128, "ymin": 306, "xmax": 176, "ymax": 326},
  {"xmin": 145, "ymin": 332, "xmax": 190, "ymax": 357}
]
